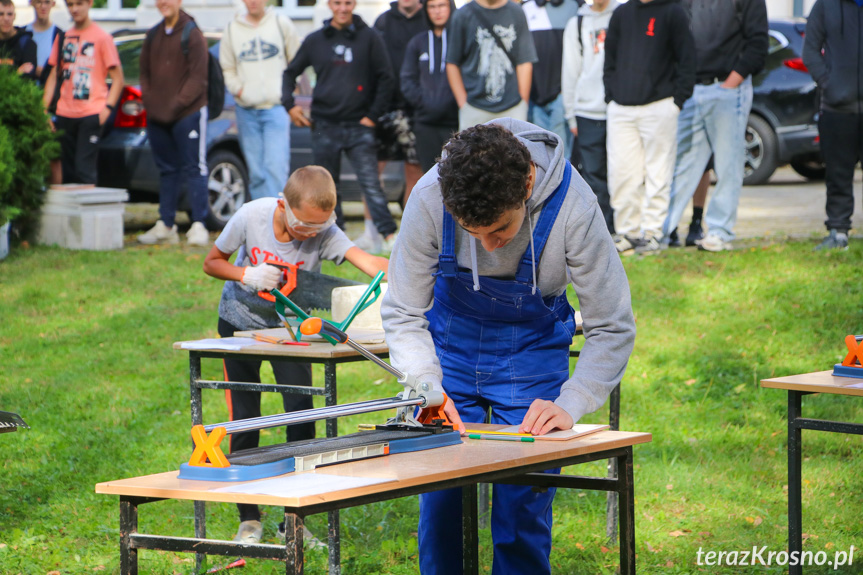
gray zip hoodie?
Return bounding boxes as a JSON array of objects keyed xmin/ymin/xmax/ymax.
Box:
[
  {"xmin": 381, "ymin": 118, "xmax": 636, "ymax": 424},
  {"xmin": 562, "ymin": 1, "xmax": 620, "ymax": 125}
]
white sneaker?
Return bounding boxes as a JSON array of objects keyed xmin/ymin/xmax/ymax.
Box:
[
  {"xmin": 186, "ymin": 221, "xmax": 210, "ymax": 246},
  {"xmin": 612, "ymin": 234, "xmax": 635, "ymax": 255},
  {"xmin": 233, "ymin": 520, "xmax": 262, "ymax": 544},
  {"xmin": 137, "ymin": 220, "xmax": 179, "ymax": 245},
  {"xmin": 634, "ymin": 235, "xmax": 664, "ymax": 255},
  {"xmin": 697, "ymin": 233, "xmax": 731, "ymax": 252},
  {"xmin": 381, "ymin": 232, "xmax": 398, "ymax": 255},
  {"xmin": 353, "ymin": 231, "xmax": 383, "ymax": 254}
]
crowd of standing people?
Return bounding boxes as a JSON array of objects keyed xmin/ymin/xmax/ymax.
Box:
[{"xmin": 1, "ymin": 0, "xmax": 859, "ymax": 252}]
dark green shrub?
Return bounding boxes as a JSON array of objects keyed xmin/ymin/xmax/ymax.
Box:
[{"xmin": 0, "ymin": 66, "xmax": 58, "ymax": 240}]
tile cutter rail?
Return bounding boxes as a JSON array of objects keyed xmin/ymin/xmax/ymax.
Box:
[{"xmin": 181, "ymin": 318, "xmax": 459, "ymax": 481}]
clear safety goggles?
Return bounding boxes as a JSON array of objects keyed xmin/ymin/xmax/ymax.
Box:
[{"xmin": 284, "ymin": 206, "xmax": 336, "ymax": 234}]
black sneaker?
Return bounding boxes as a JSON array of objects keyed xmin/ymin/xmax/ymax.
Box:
[
  {"xmin": 685, "ymin": 220, "xmax": 704, "ymax": 247},
  {"xmin": 667, "ymin": 229, "xmax": 681, "ymax": 247}
]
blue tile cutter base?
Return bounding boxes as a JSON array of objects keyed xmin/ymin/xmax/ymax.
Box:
[
  {"xmin": 179, "ymin": 428, "xmax": 461, "ymax": 482},
  {"xmin": 832, "ymin": 364, "xmax": 863, "ymax": 379}
]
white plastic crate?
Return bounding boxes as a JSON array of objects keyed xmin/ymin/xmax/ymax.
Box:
[{"xmin": 38, "ymin": 185, "xmax": 129, "ymax": 251}]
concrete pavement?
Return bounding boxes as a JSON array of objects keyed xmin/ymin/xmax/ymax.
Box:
[{"xmin": 123, "ymin": 165, "xmax": 863, "ymax": 245}]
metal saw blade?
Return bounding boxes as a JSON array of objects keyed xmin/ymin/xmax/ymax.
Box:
[
  {"xmin": 288, "ymin": 269, "xmax": 364, "ymax": 312},
  {"xmin": 0, "ymin": 410, "xmax": 29, "ymax": 433}
]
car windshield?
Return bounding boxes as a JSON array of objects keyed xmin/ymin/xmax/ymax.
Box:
[
  {"xmin": 116, "ymin": 38, "xmax": 144, "ymax": 86},
  {"xmin": 116, "ymin": 36, "xmax": 220, "ymax": 87}
]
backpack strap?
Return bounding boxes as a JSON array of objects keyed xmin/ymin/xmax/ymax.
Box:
[
  {"xmin": 577, "ymin": 14, "xmax": 583, "ymax": 56},
  {"xmin": 181, "ymin": 20, "xmax": 197, "ymax": 57},
  {"xmin": 471, "ymin": 7, "xmax": 517, "ymax": 68}
]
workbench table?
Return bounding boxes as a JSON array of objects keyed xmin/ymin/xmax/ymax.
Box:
[
  {"xmin": 761, "ymin": 370, "xmax": 863, "ymax": 575},
  {"xmin": 173, "ymin": 333, "xmax": 390, "ymax": 573},
  {"xmin": 171, "ymin": 313, "xmax": 597, "ymax": 573},
  {"xmin": 96, "ymin": 425, "xmax": 650, "ymax": 575}
]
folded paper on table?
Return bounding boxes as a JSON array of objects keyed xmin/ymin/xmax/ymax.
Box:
[
  {"xmin": 213, "ymin": 472, "xmax": 396, "ymax": 497},
  {"xmin": 180, "ymin": 337, "xmax": 266, "ymax": 351},
  {"xmin": 496, "ymin": 423, "xmax": 610, "ymax": 441}
]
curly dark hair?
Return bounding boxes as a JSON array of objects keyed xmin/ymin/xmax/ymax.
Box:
[{"xmin": 437, "ymin": 124, "xmax": 532, "ymax": 228}]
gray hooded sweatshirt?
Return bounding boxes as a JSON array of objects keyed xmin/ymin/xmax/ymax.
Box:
[{"xmin": 381, "ymin": 118, "xmax": 636, "ymax": 424}]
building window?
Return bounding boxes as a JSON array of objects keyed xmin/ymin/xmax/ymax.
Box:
[{"xmin": 91, "ymin": 0, "xmax": 136, "ymax": 21}]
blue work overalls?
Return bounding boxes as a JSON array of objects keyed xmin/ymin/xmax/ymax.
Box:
[{"xmin": 419, "ymin": 164, "xmax": 576, "ymax": 575}]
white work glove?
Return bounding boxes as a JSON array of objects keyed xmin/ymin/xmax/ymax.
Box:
[{"xmin": 241, "ymin": 264, "xmax": 282, "ymax": 291}]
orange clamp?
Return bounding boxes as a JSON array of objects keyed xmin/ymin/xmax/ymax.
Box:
[
  {"xmin": 841, "ymin": 335, "xmax": 863, "ymax": 368},
  {"xmin": 188, "ymin": 425, "xmax": 230, "ymax": 468}
]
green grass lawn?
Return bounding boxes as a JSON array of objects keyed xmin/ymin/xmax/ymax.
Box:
[{"xmin": 1, "ymin": 238, "xmax": 861, "ymax": 574}]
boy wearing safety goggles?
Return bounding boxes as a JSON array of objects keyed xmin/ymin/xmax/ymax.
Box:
[{"xmin": 202, "ymin": 165, "xmax": 388, "ymax": 544}]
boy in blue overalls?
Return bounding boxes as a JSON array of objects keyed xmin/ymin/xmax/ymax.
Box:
[{"xmin": 381, "ymin": 120, "xmax": 636, "ymax": 575}]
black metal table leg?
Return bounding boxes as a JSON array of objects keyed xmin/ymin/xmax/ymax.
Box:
[
  {"xmin": 284, "ymin": 509, "xmax": 304, "ymax": 575},
  {"xmin": 462, "ymin": 485, "xmax": 479, "ymax": 575},
  {"xmin": 188, "ymin": 353, "xmax": 207, "ymax": 574},
  {"xmin": 323, "ymin": 361, "xmax": 340, "ymax": 575},
  {"xmin": 189, "ymin": 352, "xmax": 203, "ymax": 427},
  {"xmin": 120, "ymin": 497, "xmax": 138, "ymax": 575},
  {"xmin": 617, "ymin": 447, "xmax": 636, "ymax": 575},
  {"xmin": 607, "ymin": 384, "xmax": 620, "ymax": 542},
  {"xmin": 324, "ymin": 361, "xmax": 338, "ymax": 439},
  {"xmin": 328, "ymin": 509, "xmax": 341, "ymax": 575},
  {"xmin": 789, "ymin": 390, "xmax": 803, "ymax": 575}
]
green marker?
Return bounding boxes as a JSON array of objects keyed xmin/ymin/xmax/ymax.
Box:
[{"xmin": 468, "ymin": 434, "xmax": 535, "ymax": 443}]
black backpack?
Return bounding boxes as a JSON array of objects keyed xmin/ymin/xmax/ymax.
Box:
[{"xmin": 145, "ymin": 20, "xmax": 225, "ymax": 119}]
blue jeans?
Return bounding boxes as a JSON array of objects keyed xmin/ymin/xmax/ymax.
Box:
[
  {"xmin": 147, "ymin": 107, "xmax": 210, "ymax": 227},
  {"xmin": 235, "ymin": 105, "xmax": 290, "ymax": 200},
  {"xmin": 528, "ymin": 94, "xmax": 573, "ymax": 161},
  {"xmin": 312, "ymin": 119, "xmax": 397, "ymax": 236},
  {"xmin": 664, "ymin": 78, "xmax": 753, "ymax": 242}
]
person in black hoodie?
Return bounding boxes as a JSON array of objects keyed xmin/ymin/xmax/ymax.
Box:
[
  {"xmin": 803, "ymin": 0, "xmax": 863, "ymax": 250},
  {"xmin": 400, "ymin": 0, "xmax": 458, "ymax": 173},
  {"xmin": 0, "ymin": 0, "xmax": 37, "ymax": 80},
  {"xmin": 603, "ymin": 0, "xmax": 695, "ymax": 255},
  {"xmin": 353, "ymin": 0, "xmax": 426, "ymax": 250},
  {"xmin": 283, "ymin": 0, "xmax": 399, "ymax": 251}
]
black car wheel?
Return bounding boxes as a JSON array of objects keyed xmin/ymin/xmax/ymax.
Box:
[
  {"xmin": 206, "ymin": 150, "xmax": 249, "ymax": 230},
  {"xmin": 790, "ymin": 157, "xmax": 826, "ymax": 181},
  {"xmin": 743, "ymin": 115, "xmax": 778, "ymax": 186}
]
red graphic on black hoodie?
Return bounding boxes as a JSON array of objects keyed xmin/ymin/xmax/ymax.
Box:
[{"xmin": 646, "ymin": 17, "xmax": 656, "ymax": 37}]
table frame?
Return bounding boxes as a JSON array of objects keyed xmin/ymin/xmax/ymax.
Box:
[
  {"xmin": 113, "ymin": 445, "xmax": 637, "ymax": 575},
  {"xmin": 762, "ymin": 371, "xmax": 863, "ymax": 575},
  {"xmin": 184, "ymin": 348, "xmax": 390, "ymax": 574}
]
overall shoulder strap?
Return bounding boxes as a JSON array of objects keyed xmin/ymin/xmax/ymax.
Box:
[
  {"xmin": 515, "ymin": 162, "xmax": 572, "ymax": 282},
  {"xmin": 439, "ymin": 206, "xmax": 459, "ymax": 276}
]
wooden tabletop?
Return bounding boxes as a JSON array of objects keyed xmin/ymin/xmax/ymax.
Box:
[
  {"xmin": 172, "ymin": 336, "xmax": 389, "ymax": 359},
  {"xmin": 173, "ymin": 311, "xmax": 584, "ymax": 360},
  {"xmin": 761, "ymin": 370, "xmax": 863, "ymax": 397},
  {"xmin": 95, "ymin": 426, "xmax": 650, "ymax": 510}
]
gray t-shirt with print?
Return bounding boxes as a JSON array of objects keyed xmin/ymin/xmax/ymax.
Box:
[
  {"xmin": 216, "ymin": 197, "xmax": 355, "ymax": 330},
  {"xmin": 446, "ymin": 1, "xmax": 538, "ymax": 113}
]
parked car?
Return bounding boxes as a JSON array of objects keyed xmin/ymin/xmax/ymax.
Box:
[
  {"xmin": 744, "ymin": 19, "xmax": 824, "ymax": 185},
  {"xmin": 98, "ymin": 31, "xmax": 404, "ymax": 230}
]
